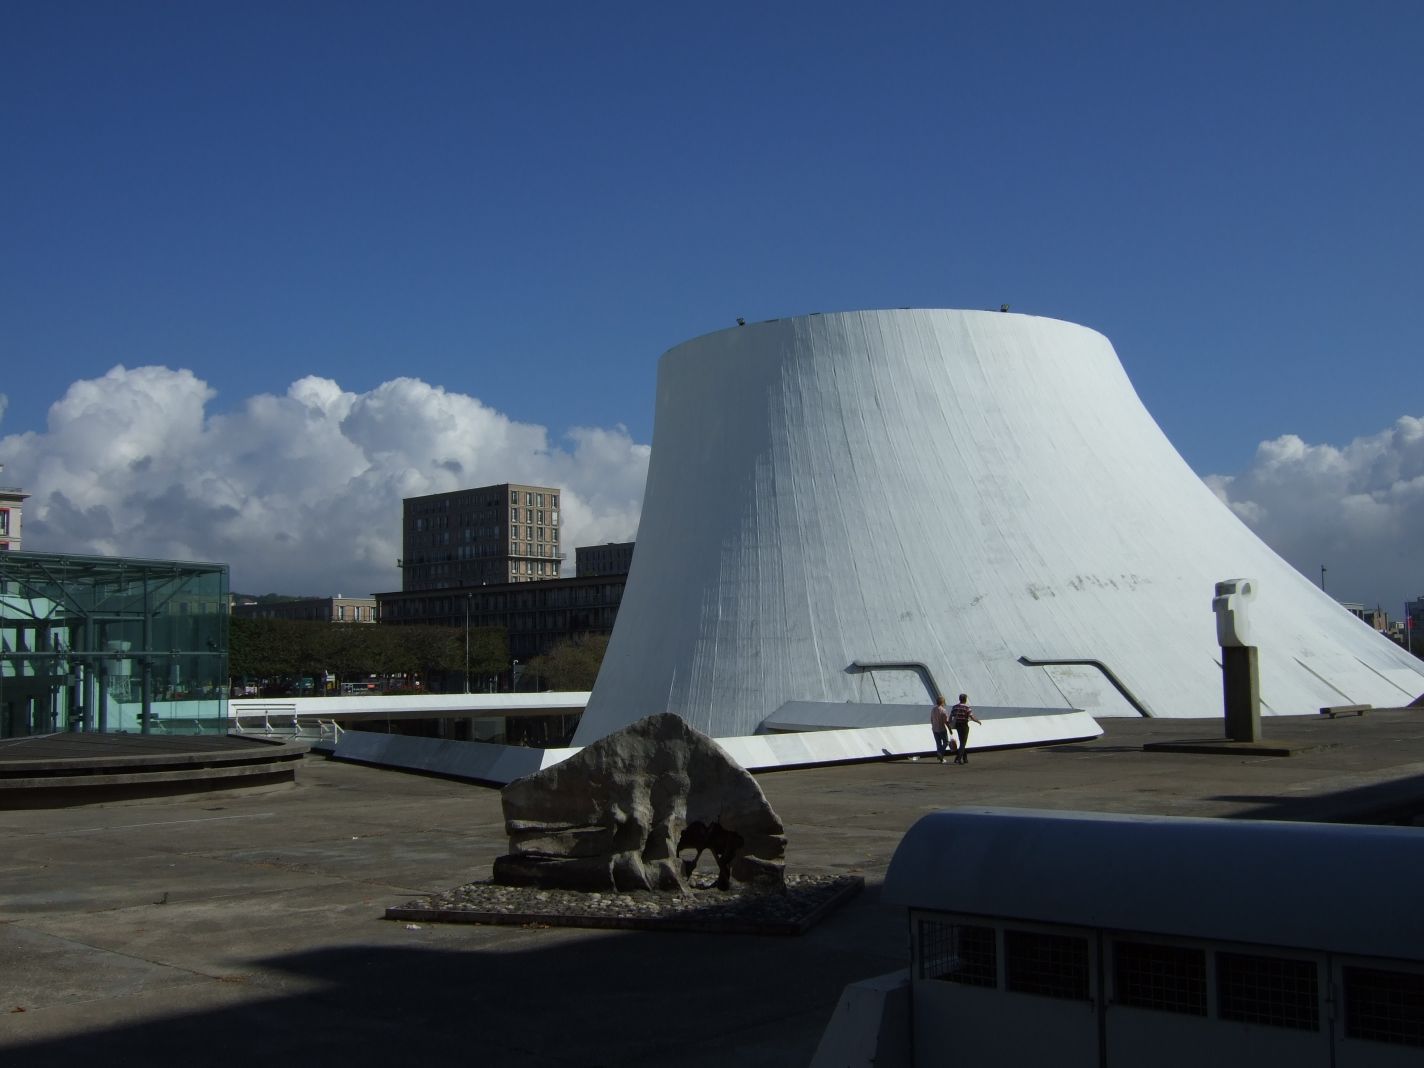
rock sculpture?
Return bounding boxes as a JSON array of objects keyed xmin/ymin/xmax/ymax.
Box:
[{"xmin": 492, "ymin": 712, "xmax": 786, "ymax": 893}]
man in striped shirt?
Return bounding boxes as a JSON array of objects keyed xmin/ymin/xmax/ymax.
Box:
[{"xmin": 950, "ymin": 694, "xmax": 981, "ymax": 765}]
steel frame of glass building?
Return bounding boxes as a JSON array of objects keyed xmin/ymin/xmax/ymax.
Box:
[{"xmin": 0, "ymin": 551, "xmax": 228, "ymax": 738}]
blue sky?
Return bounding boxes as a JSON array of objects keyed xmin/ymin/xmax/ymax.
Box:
[{"xmin": 2, "ymin": 2, "xmax": 1422, "ymax": 602}]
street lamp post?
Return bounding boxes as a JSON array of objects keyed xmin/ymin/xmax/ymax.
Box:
[
  {"xmin": 511, "ymin": 659, "xmax": 520, "ymax": 693},
  {"xmin": 463, "ymin": 594, "xmax": 470, "ymax": 694}
]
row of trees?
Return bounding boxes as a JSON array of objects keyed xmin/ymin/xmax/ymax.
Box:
[
  {"xmin": 524, "ymin": 632, "xmax": 610, "ymax": 692},
  {"xmin": 229, "ymin": 618, "xmax": 508, "ymax": 694},
  {"xmin": 228, "ymin": 618, "xmax": 612, "ymax": 694}
]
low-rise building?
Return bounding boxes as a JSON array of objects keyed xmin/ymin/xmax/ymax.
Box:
[
  {"xmin": 576, "ymin": 541, "xmax": 635, "ymax": 577},
  {"xmin": 231, "ymin": 596, "xmax": 378, "ymax": 623},
  {"xmin": 376, "ymin": 572, "xmax": 626, "ymax": 662},
  {"xmin": 1340, "ymin": 602, "xmax": 1389, "ymax": 631}
]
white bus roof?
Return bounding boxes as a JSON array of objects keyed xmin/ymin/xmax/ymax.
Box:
[{"xmin": 882, "ymin": 807, "xmax": 1424, "ymax": 961}]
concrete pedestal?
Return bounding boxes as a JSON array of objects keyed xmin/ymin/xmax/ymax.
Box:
[{"xmin": 1222, "ymin": 645, "xmax": 1261, "ymax": 742}]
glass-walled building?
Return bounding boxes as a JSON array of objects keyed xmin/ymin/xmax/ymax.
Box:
[{"xmin": 0, "ymin": 551, "xmax": 228, "ymax": 738}]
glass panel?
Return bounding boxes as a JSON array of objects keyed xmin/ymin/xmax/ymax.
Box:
[{"xmin": 0, "ymin": 552, "xmax": 228, "ymax": 736}]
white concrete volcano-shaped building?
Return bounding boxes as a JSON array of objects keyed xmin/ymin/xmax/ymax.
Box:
[{"xmin": 576, "ymin": 310, "xmax": 1423, "ymax": 755}]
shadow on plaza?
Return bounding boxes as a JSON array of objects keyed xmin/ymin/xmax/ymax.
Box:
[
  {"xmin": 8, "ymin": 895, "xmax": 898, "ymax": 1068},
  {"xmin": 1214, "ymin": 770, "xmax": 1424, "ymax": 824}
]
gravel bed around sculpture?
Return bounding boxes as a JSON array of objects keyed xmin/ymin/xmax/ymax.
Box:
[{"xmin": 385, "ymin": 871, "xmax": 863, "ymax": 936}]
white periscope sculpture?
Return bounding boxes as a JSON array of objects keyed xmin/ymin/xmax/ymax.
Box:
[
  {"xmin": 576, "ymin": 310, "xmax": 1424, "ymax": 766},
  {"xmin": 1212, "ymin": 578, "xmax": 1255, "ymax": 648},
  {"xmin": 1213, "ymin": 578, "xmax": 1262, "ymax": 741}
]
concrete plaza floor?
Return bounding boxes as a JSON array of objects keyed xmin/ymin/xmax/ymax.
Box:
[{"xmin": 3, "ymin": 711, "xmax": 1423, "ymax": 1067}]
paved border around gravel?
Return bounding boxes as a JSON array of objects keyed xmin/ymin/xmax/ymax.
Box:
[{"xmin": 385, "ymin": 873, "xmax": 865, "ymax": 935}]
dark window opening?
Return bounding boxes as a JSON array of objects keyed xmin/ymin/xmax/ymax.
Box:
[
  {"xmin": 1217, "ymin": 952, "xmax": 1318, "ymax": 1031},
  {"xmin": 1344, "ymin": 966, "xmax": 1424, "ymax": 1047},
  {"xmin": 1113, "ymin": 940, "xmax": 1207, "ymax": 1015},
  {"xmin": 1005, "ymin": 929, "xmax": 1090, "ymax": 1001},
  {"xmin": 919, "ymin": 920, "xmax": 996, "ymax": 988}
]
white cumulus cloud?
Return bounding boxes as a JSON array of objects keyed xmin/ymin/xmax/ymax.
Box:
[
  {"xmin": 10, "ymin": 366, "xmax": 1417, "ymax": 613},
  {"xmin": 1205, "ymin": 416, "xmax": 1424, "ymax": 610},
  {"xmin": 0, "ymin": 366, "xmax": 650, "ymax": 595}
]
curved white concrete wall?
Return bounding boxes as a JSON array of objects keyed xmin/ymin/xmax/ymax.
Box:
[{"xmin": 577, "ymin": 310, "xmax": 1424, "ymax": 744}]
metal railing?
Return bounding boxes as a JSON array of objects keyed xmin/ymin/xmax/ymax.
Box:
[{"xmin": 231, "ymin": 703, "xmax": 343, "ymax": 744}]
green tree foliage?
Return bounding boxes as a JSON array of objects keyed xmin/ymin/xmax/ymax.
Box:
[
  {"xmin": 465, "ymin": 625, "xmax": 510, "ymax": 682},
  {"xmin": 323, "ymin": 622, "xmax": 380, "ymax": 682},
  {"xmin": 527, "ymin": 632, "xmax": 610, "ymax": 692},
  {"xmin": 230, "ymin": 617, "xmax": 299, "ymax": 679},
  {"xmin": 228, "ymin": 619, "xmax": 508, "ymax": 693}
]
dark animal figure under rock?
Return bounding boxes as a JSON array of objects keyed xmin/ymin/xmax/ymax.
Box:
[{"xmin": 677, "ymin": 820, "xmax": 745, "ymax": 891}]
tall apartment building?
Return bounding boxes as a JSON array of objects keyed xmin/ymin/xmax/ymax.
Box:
[
  {"xmin": 0, "ymin": 466, "xmax": 27, "ymax": 551},
  {"xmin": 401, "ymin": 483, "xmax": 563, "ymax": 591}
]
